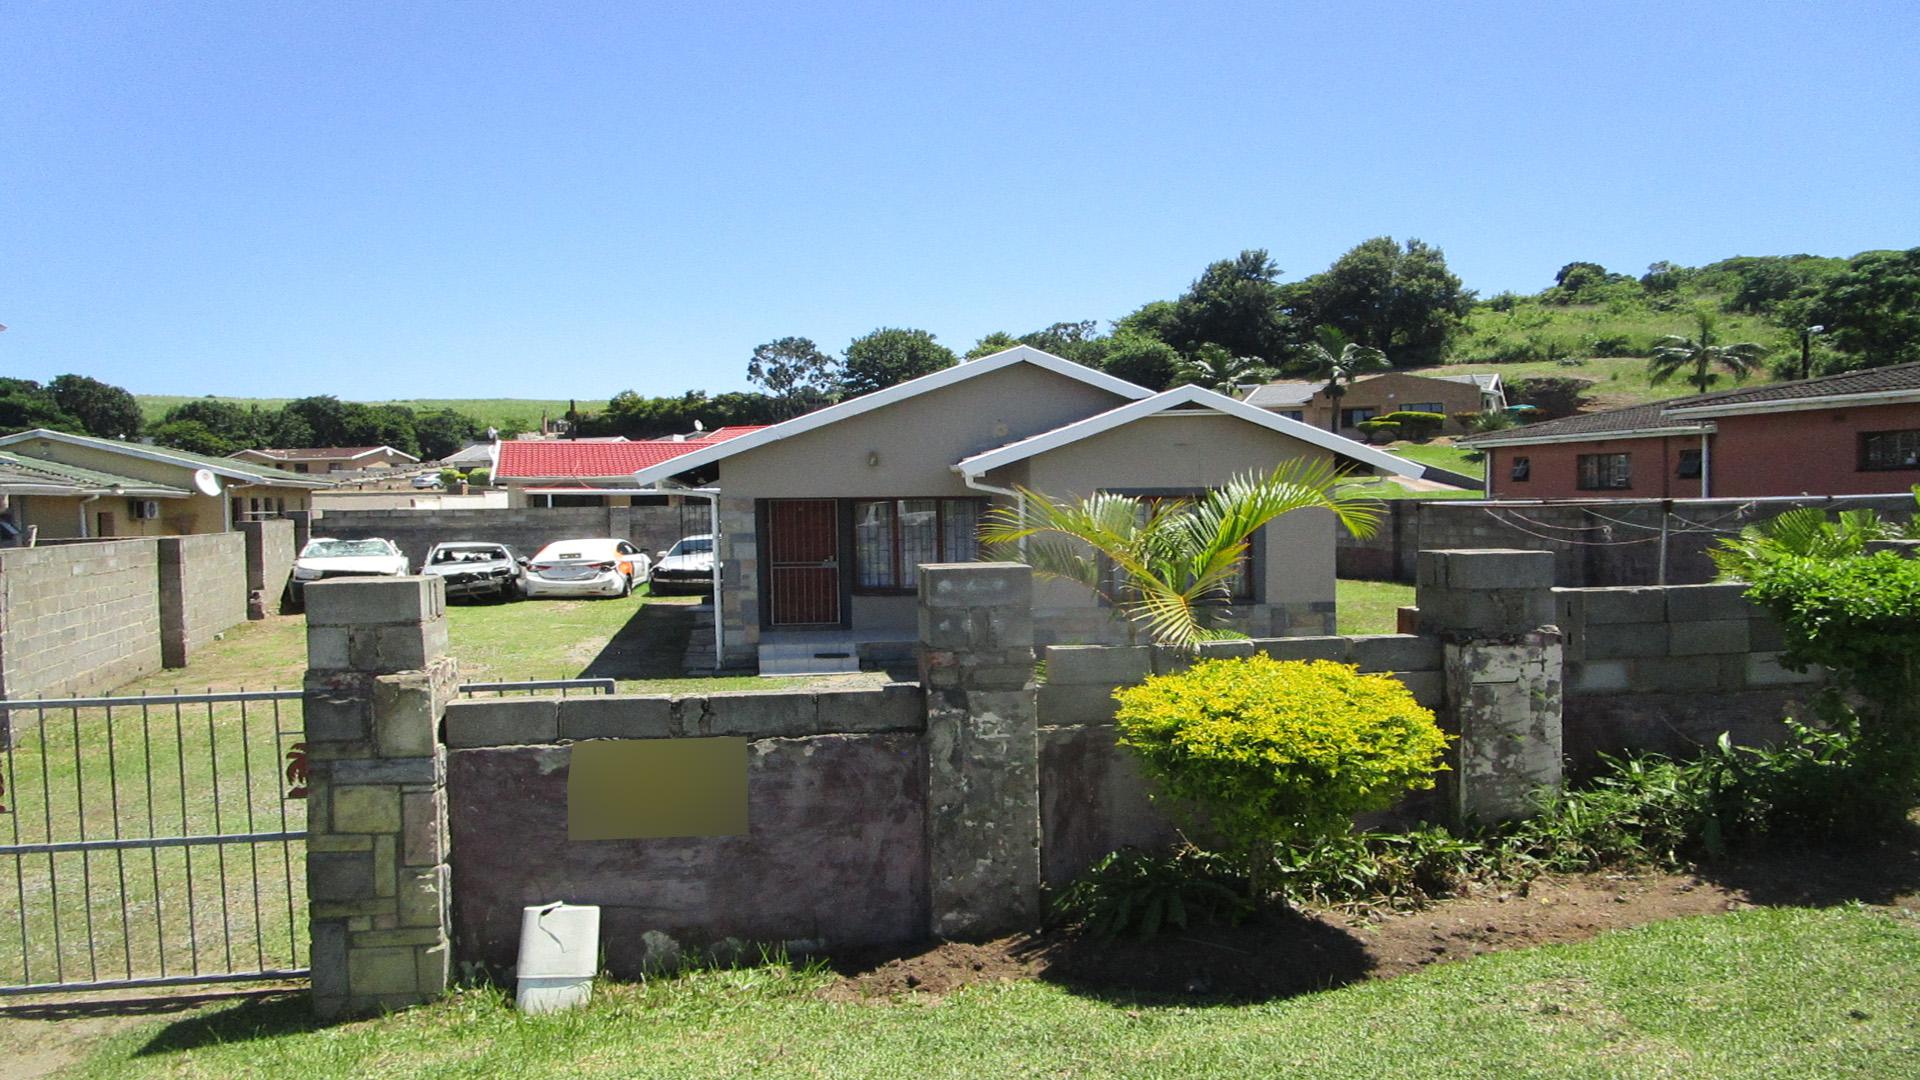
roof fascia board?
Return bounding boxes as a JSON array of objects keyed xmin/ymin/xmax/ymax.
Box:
[
  {"xmin": 1465, "ymin": 424, "xmax": 1716, "ymax": 448},
  {"xmin": 0, "ymin": 429, "xmax": 331, "ymax": 487},
  {"xmin": 630, "ymin": 346, "xmax": 1154, "ymax": 485},
  {"xmin": 1663, "ymin": 388, "xmax": 1920, "ymax": 419},
  {"xmin": 952, "ymin": 385, "xmax": 1427, "ymax": 480}
]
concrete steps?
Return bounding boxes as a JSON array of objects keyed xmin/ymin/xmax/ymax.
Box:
[{"xmin": 756, "ymin": 641, "xmax": 860, "ymax": 676}]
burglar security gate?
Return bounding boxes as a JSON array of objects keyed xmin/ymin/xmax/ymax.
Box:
[{"xmin": 0, "ymin": 690, "xmax": 309, "ymax": 996}]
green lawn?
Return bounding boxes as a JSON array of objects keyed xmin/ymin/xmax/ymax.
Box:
[
  {"xmin": 1423, "ymin": 352, "xmax": 1780, "ymax": 412},
  {"xmin": 1383, "ymin": 441, "xmax": 1485, "ymax": 480},
  {"xmin": 39, "ymin": 906, "xmax": 1920, "ymax": 1079},
  {"xmin": 1337, "ymin": 579, "xmax": 1413, "ymax": 636}
]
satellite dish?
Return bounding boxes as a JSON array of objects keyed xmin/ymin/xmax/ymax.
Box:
[{"xmin": 192, "ymin": 469, "xmax": 223, "ymax": 497}]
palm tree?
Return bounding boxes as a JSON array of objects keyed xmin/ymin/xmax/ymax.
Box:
[
  {"xmin": 1648, "ymin": 313, "xmax": 1766, "ymax": 393},
  {"xmin": 1173, "ymin": 344, "xmax": 1274, "ymax": 394},
  {"xmin": 1296, "ymin": 326, "xmax": 1389, "ymax": 433},
  {"xmin": 979, "ymin": 461, "xmax": 1382, "ymax": 650}
]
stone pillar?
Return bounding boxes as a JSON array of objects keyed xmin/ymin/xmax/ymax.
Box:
[
  {"xmin": 1415, "ymin": 549, "xmax": 1564, "ymax": 824},
  {"xmin": 302, "ymin": 576, "xmax": 454, "ymax": 1018},
  {"xmin": 716, "ymin": 497, "xmax": 759, "ymax": 668},
  {"xmin": 918, "ymin": 562, "xmax": 1041, "ymax": 938}
]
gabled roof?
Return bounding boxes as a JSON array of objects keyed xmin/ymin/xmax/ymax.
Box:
[
  {"xmin": 232, "ymin": 445, "xmax": 421, "ymax": 463},
  {"xmin": 953, "ymin": 385, "xmax": 1427, "ymax": 480},
  {"xmin": 1243, "ymin": 381, "xmax": 1321, "ymax": 408},
  {"xmin": 1433, "ymin": 372, "xmax": 1504, "ymax": 393},
  {"xmin": 496, "ymin": 431, "xmax": 758, "ymax": 480},
  {"xmin": 0, "ymin": 429, "xmax": 334, "ymax": 487},
  {"xmin": 1458, "ymin": 362, "xmax": 1920, "ymax": 448},
  {"xmin": 0, "ymin": 450, "xmax": 191, "ymax": 498},
  {"xmin": 630, "ymin": 346, "xmax": 1153, "ymax": 486}
]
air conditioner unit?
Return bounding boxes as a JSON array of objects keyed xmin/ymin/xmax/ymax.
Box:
[{"xmin": 130, "ymin": 498, "xmax": 161, "ymax": 520}]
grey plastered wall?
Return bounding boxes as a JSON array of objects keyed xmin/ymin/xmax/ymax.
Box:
[
  {"xmin": 1035, "ymin": 634, "xmax": 1445, "ymax": 886},
  {"xmin": 313, "ymin": 504, "xmax": 703, "ymax": 570},
  {"xmin": 156, "ymin": 532, "xmax": 248, "ymax": 668},
  {"xmin": 0, "ymin": 539, "xmax": 162, "ymax": 702},
  {"xmin": 442, "ymin": 683, "xmax": 928, "ymax": 975},
  {"xmin": 1555, "ymin": 582, "xmax": 1821, "ymax": 770}
]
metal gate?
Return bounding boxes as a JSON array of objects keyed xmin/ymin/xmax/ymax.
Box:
[{"xmin": 0, "ymin": 690, "xmax": 308, "ymax": 996}]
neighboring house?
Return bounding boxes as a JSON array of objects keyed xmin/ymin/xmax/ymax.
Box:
[
  {"xmin": 493, "ymin": 428, "xmax": 764, "ymax": 507},
  {"xmin": 1246, "ymin": 371, "xmax": 1505, "ymax": 434},
  {"xmin": 0, "ymin": 451, "xmax": 192, "ymax": 546},
  {"xmin": 0, "ymin": 429, "xmax": 331, "ymax": 539},
  {"xmin": 439, "ymin": 442, "xmax": 497, "ymax": 471},
  {"xmin": 230, "ymin": 445, "xmax": 420, "ymax": 473},
  {"xmin": 622, "ymin": 346, "xmax": 1425, "ymax": 670},
  {"xmin": 1459, "ymin": 363, "xmax": 1920, "ymax": 500}
]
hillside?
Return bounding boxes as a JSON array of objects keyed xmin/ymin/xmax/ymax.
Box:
[{"xmin": 135, "ymin": 396, "xmax": 575, "ymax": 433}]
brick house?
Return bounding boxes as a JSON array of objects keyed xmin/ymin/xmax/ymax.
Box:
[
  {"xmin": 230, "ymin": 445, "xmax": 420, "ymax": 473},
  {"xmin": 1458, "ymin": 363, "xmax": 1920, "ymax": 500},
  {"xmin": 1245, "ymin": 370, "xmax": 1505, "ymax": 434}
]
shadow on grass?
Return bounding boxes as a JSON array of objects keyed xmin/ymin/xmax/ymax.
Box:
[
  {"xmin": 825, "ymin": 906, "xmax": 1375, "ymax": 1006},
  {"xmin": 124, "ymin": 992, "xmax": 320, "ymax": 1057},
  {"xmin": 578, "ymin": 599, "xmax": 696, "ymax": 681},
  {"xmin": 1691, "ymin": 818, "xmax": 1920, "ymax": 908}
]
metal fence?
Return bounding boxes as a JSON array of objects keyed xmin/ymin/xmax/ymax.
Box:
[{"xmin": 0, "ymin": 690, "xmax": 308, "ymax": 996}]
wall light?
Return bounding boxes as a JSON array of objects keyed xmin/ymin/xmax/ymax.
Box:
[{"xmin": 866, "ymin": 451, "xmax": 880, "ymax": 467}]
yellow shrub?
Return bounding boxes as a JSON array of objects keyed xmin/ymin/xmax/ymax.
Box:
[{"xmin": 1113, "ymin": 657, "xmax": 1451, "ymax": 886}]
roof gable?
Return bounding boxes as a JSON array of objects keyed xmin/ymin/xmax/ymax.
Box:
[
  {"xmin": 953, "ymin": 385, "xmax": 1426, "ymax": 479},
  {"xmin": 0, "ymin": 429, "xmax": 332, "ymax": 487},
  {"xmin": 629, "ymin": 346, "xmax": 1152, "ymax": 486}
]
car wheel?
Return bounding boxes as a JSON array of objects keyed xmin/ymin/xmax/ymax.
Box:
[{"xmin": 618, "ymin": 572, "xmax": 632, "ymax": 598}]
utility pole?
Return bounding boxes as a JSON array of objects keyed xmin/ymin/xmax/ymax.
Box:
[{"xmin": 1801, "ymin": 324, "xmax": 1825, "ymax": 380}]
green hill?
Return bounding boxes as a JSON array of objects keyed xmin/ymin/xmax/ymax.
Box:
[{"xmin": 135, "ymin": 396, "xmax": 576, "ymax": 433}]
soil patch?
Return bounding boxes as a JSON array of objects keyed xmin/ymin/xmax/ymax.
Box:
[{"xmin": 823, "ymin": 838, "xmax": 1920, "ymax": 1003}]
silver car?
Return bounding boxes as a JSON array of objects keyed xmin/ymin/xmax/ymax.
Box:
[{"xmin": 421, "ymin": 542, "xmax": 526, "ymax": 602}]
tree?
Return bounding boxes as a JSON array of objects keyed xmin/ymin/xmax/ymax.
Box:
[
  {"xmin": 148, "ymin": 418, "xmax": 238, "ymax": 456},
  {"xmin": 747, "ymin": 336, "xmax": 842, "ymax": 419},
  {"xmin": 842, "ymin": 328, "xmax": 956, "ymax": 396},
  {"xmin": 281, "ymin": 396, "xmax": 353, "ymax": 447},
  {"xmin": 47, "ymin": 375, "xmax": 141, "ymax": 439},
  {"xmin": 1172, "ymin": 344, "xmax": 1272, "ymax": 394},
  {"xmin": 0, "ymin": 378, "xmax": 83, "ymax": 435},
  {"xmin": 342, "ymin": 403, "xmax": 421, "ymax": 456},
  {"xmin": 1018, "ymin": 320, "xmax": 1107, "ymax": 367},
  {"xmin": 1294, "ymin": 326, "xmax": 1389, "ymax": 433},
  {"xmin": 965, "ymin": 332, "xmax": 1021, "ymax": 359},
  {"xmin": 979, "ymin": 461, "xmax": 1382, "ymax": 651},
  {"xmin": 1098, "ymin": 331, "xmax": 1183, "ymax": 391},
  {"xmin": 1168, "ymin": 250, "xmax": 1295, "ymax": 362},
  {"xmin": 1305, "ymin": 237, "xmax": 1474, "ymax": 365},
  {"xmin": 1648, "ymin": 312, "xmax": 1766, "ymax": 393},
  {"xmin": 161, "ymin": 399, "xmax": 268, "ymax": 448},
  {"xmin": 414, "ymin": 409, "xmax": 483, "ymax": 460},
  {"xmin": 1806, "ymin": 247, "xmax": 1920, "ymax": 368}
]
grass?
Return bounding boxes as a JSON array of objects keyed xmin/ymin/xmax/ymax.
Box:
[
  {"xmin": 1336, "ymin": 579, "xmax": 1413, "ymax": 635},
  {"xmin": 1383, "ymin": 441, "xmax": 1485, "ymax": 480},
  {"xmin": 35, "ymin": 906, "xmax": 1920, "ymax": 1078}
]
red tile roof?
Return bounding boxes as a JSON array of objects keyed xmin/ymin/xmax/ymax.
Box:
[
  {"xmin": 495, "ymin": 428, "xmax": 757, "ymax": 479},
  {"xmin": 697, "ymin": 425, "xmax": 770, "ymax": 441}
]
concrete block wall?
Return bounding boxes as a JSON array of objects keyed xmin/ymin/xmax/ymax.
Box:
[
  {"xmin": 1033, "ymin": 599, "xmax": 1336, "ymax": 648},
  {"xmin": 241, "ymin": 518, "xmax": 296, "ymax": 617},
  {"xmin": 440, "ymin": 681, "xmax": 927, "ymax": 975},
  {"xmin": 1555, "ymin": 581, "xmax": 1820, "ymax": 768},
  {"xmin": 313, "ymin": 504, "xmax": 702, "ymax": 572},
  {"xmin": 0, "ymin": 539, "xmax": 163, "ymax": 704},
  {"xmin": 156, "ymin": 532, "xmax": 248, "ymax": 668},
  {"xmin": 1337, "ymin": 495, "xmax": 1917, "ymax": 587}
]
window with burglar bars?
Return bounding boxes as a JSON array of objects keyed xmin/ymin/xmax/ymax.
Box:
[
  {"xmin": 1860, "ymin": 429, "xmax": 1920, "ymax": 472},
  {"xmin": 1577, "ymin": 452, "xmax": 1632, "ymax": 490},
  {"xmin": 852, "ymin": 498, "xmax": 983, "ymax": 592}
]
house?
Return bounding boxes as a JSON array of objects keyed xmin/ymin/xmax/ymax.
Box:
[
  {"xmin": 0, "ymin": 451, "xmax": 194, "ymax": 546},
  {"xmin": 1458, "ymin": 363, "xmax": 1920, "ymax": 500},
  {"xmin": 1246, "ymin": 371, "xmax": 1505, "ymax": 434},
  {"xmin": 621, "ymin": 347, "xmax": 1425, "ymax": 670},
  {"xmin": 0, "ymin": 429, "xmax": 331, "ymax": 539},
  {"xmin": 492, "ymin": 428, "xmax": 764, "ymax": 507},
  {"xmin": 229, "ymin": 445, "xmax": 420, "ymax": 473}
]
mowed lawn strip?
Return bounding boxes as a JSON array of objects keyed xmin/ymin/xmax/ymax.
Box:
[
  {"xmin": 1336, "ymin": 579, "xmax": 1415, "ymax": 636},
  {"xmin": 51, "ymin": 906, "xmax": 1920, "ymax": 1079}
]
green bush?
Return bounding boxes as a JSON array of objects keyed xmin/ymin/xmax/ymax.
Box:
[
  {"xmin": 438, "ymin": 467, "xmax": 463, "ymax": 487},
  {"xmin": 1378, "ymin": 410, "xmax": 1445, "ymax": 441},
  {"xmin": 1049, "ymin": 847, "xmax": 1251, "ymax": 939},
  {"xmin": 1355, "ymin": 419, "xmax": 1400, "ymax": 443},
  {"xmin": 1269, "ymin": 827, "xmax": 1483, "ymax": 910},
  {"xmin": 1113, "ymin": 657, "xmax": 1451, "ymax": 895},
  {"xmin": 1461, "ymin": 409, "xmax": 1518, "ymax": 433},
  {"xmin": 466, "ymin": 466, "xmax": 491, "ymax": 486}
]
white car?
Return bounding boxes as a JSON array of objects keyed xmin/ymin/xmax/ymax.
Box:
[
  {"xmin": 523, "ymin": 538, "xmax": 652, "ymax": 599},
  {"xmin": 411, "ymin": 473, "xmax": 444, "ymax": 490},
  {"xmin": 648, "ymin": 534, "xmax": 715, "ymax": 595},
  {"xmin": 290, "ymin": 537, "xmax": 410, "ymax": 603}
]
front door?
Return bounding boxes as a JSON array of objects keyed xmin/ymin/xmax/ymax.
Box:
[{"xmin": 768, "ymin": 499, "xmax": 840, "ymax": 626}]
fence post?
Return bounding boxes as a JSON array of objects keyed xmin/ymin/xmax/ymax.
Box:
[
  {"xmin": 1414, "ymin": 549, "xmax": 1564, "ymax": 824},
  {"xmin": 918, "ymin": 562, "xmax": 1041, "ymax": 938},
  {"xmin": 302, "ymin": 575, "xmax": 454, "ymax": 1018}
]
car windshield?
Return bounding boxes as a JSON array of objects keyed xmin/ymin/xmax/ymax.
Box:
[
  {"xmin": 302, "ymin": 539, "xmax": 396, "ymax": 559},
  {"xmin": 431, "ymin": 546, "xmax": 505, "ymax": 564},
  {"xmin": 667, "ymin": 538, "xmax": 713, "ymax": 557}
]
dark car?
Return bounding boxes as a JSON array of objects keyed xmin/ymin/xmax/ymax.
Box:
[{"xmin": 420, "ymin": 541, "xmax": 526, "ymax": 601}]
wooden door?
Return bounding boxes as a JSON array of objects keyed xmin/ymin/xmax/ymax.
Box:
[{"xmin": 768, "ymin": 499, "xmax": 840, "ymax": 626}]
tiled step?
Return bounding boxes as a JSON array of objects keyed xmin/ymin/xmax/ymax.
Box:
[{"xmin": 756, "ymin": 645, "xmax": 860, "ymax": 676}]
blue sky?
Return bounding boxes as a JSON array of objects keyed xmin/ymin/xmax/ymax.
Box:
[{"xmin": 5, "ymin": 1, "xmax": 1916, "ymax": 401}]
